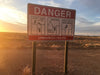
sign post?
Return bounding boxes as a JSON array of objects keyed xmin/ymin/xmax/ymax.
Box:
[
  {"xmin": 28, "ymin": 3, "xmax": 76, "ymax": 75},
  {"xmin": 32, "ymin": 41, "xmax": 36, "ymax": 75},
  {"xmin": 64, "ymin": 41, "xmax": 69, "ymax": 74}
]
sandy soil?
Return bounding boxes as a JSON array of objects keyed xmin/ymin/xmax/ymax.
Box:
[
  {"xmin": 0, "ymin": 32, "xmax": 100, "ymax": 75},
  {"xmin": 36, "ymin": 49, "xmax": 100, "ymax": 75},
  {"xmin": 0, "ymin": 49, "xmax": 100, "ymax": 75}
]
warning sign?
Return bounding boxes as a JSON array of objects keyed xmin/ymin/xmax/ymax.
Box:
[
  {"xmin": 28, "ymin": 3, "xmax": 76, "ymax": 40},
  {"xmin": 47, "ymin": 17, "xmax": 60, "ymax": 35}
]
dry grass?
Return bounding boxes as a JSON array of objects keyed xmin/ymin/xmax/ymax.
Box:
[
  {"xmin": 0, "ymin": 32, "xmax": 31, "ymax": 49},
  {"xmin": 0, "ymin": 32, "xmax": 100, "ymax": 75},
  {"xmin": 0, "ymin": 32, "xmax": 100, "ymax": 50}
]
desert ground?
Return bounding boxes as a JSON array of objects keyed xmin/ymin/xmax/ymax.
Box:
[{"xmin": 0, "ymin": 32, "xmax": 100, "ymax": 75}]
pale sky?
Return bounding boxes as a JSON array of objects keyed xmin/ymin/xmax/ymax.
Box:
[{"xmin": 0, "ymin": 0, "xmax": 100, "ymax": 36}]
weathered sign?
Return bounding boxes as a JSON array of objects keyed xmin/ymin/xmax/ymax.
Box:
[{"xmin": 28, "ymin": 3, "xmax": 76, "ymax": 40}]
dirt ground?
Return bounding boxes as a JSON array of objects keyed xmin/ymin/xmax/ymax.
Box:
[
  {"xmin": 36, "ymin": 49, "xmax": 100, "ymax": 75},
  {"xmin": 0, "ymin": 32, "xmax": 100, "ymax": 75},
  {"xmin": 0, "ymin": 48, "xmax": 100, "ymax": 75}
]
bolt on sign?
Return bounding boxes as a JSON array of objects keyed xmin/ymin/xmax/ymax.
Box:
[{"xmin": 28, "ymin": 3, "xmax": 76, "ymax": 40}]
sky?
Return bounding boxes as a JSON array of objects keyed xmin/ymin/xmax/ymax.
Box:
[{"xmin": 0, "ymin": 0, "xmax": 100, "ymax": 36}]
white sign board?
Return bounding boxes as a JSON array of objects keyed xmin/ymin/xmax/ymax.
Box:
[{"xmin": 28, "ymin": 4, "xmax": 76, "ymax": 40}]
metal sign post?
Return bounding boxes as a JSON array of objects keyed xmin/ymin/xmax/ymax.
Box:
[
  {"xmin": 32, "ymin": 41, "xmax": 36, "ymax": 75},
  {"xmin": 64, "ymin": 41, "xmax": 69, "ymax": 74}
]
